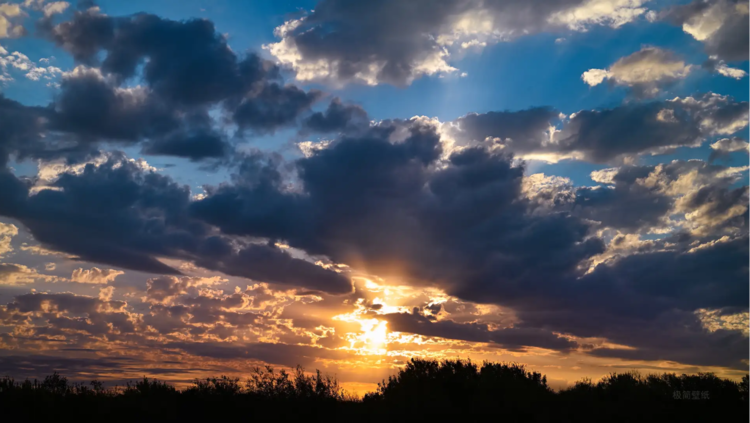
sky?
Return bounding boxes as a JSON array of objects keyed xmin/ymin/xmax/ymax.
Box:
[{"xmin": 0, "ymin": 0, "xmax": 747, "ymax": 395}]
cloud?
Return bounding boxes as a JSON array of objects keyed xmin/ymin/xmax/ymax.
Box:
[
  {"xmin": 34, "ymin": 9, "xmax": 326, "ymax": 159},
  {"xmin": 581, "ymin": 68, "xmax": 611, "ymax": 86},
  {"xmin": 0, "ymin": 155, "xmax": 353, "ymax": 294},
  {"xmin": 46, "ymin": 9, "xmax": 269, "ymax": 105},
  {"xmin": 572, "ymin": 183, "xmax": 672, "ymax": 232},
  {"xmin": 302, "ymin": 98, "xmax": 369, "ymax": 134},
  {"xmin": 42, "ymin": 1, "xmax": 69, "ymax": 17},
  {"xmin": 709, "ymin": 137, "xmax": 749, "ymax": 162},
  {"xmin": 164, "ymin": 341, "xmax": 350, "ymax": 369},
  {"xmin": 139, "ymin": 108, "xmax": 231, "ymax": 161},
  {"xmin": 657, "ymin": 0, "xmax": 749, "ymax": 61},
  {"xmin": 3, "ymin": 291, "xmax": 136, "ymax": 337},
  {"xmin": 232, "ymin": 83, "xmax": 321, "ymax": 134},
  {"xmin": 70, "ymin": 267, "xmax": 124, "ymax": 284},
  {"xmin": 142, "ymin": 131, "xmax": 230, "ymax": 161},
  {"xmin": 266, "ymin": 0, "xmax": 650, "ymax": 86},
  {"xmin": 0, "ymin": 95, "xmax": 51, "ymax": 167},
  {"xmin": 98, "ymin": 285, "xmax": 114, "ymax": 301},
  {"xmin": 447, "ymin": 93, "xmax": 748, "ymax": 163},
  {"xmin": 0, "ymin": 277, "xmax": 330, "ymax": 363},
  {"xmin": 0, "ymin": 49, "xmax": 62, "ymax": 82},
  {"xmin": 0, "ymin": 221, "xmax": 17, "ymax": 257},
  {"xmin": 676, "ymin": 184, "xmax": 748, "ymax": 237},
  {"xmin": 0, "ymin": 3, "xmax": 26, "ymax": 39},
  {"xmin": 0, "ymin": 2, "xmax": 745, "ymax": 379},
  {"xmin": 576, "ymin": 159, "xmax": 749, "ymax": 235},
  {"xmin": 569, "ymin": 237, "xmax": 748, "ymax": 369},
  {"xmin": 192, "ymin": 118, "xmax": 604, "ymax": 307},
  {"xmin": 144, "ymin": 275, "xmax": 225, "ymax": 305},
  {"xmin": 548, "ymin": 0, "xmax": 649, "ymax": 30},
  {"xmin": 381, "ymin": 310, "xmax": 577, "ymax": 352},
  {"xmin": 51, "ymin": 66, "xmax": 180, "ymax": 141},
  {"xmin": 445, "ymin": 107, "xmax": 561, "ymax": 156},
  {"xmin": 582, "ymin": 47, "xmax": 693, "ymax": 97},
  {"xmin": 703, "ymin": 56, "xmax": 748, "ymax": 79},
  {"xmin": 0, "ymin": 263, "xmax": 55, "ymax": 285}
]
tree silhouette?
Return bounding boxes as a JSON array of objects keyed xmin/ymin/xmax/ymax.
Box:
[{"xmin": 0, "ymin": 359, "xmax": 746, "ymax": 422}]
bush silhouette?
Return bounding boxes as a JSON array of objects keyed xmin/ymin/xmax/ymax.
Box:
[
  {"xmin": 125, "ymin": 377, "xmax": 177, "ymax": 396},
  {"xmin": 245, "ymin": 365, "xmax": 346, "ymax": 401},
  {"xmin": 0, "ymin": 358, "xmax": 747, "ymax": 422}
]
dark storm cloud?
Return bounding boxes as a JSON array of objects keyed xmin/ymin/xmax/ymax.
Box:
[
  {"xmin": 42, "ymin": 6, "xmax": 115, "ymax": 63},
  {"xmin": 381, "ymin": 311, "xmax": 577, "ymax": 352},
  {"xmin": 581, "ymin": 237, "xmax": 748, "ymax": 315},
  {"xmin": 449, "ymin": 94, "xmax": 748, "ymax": 163},
  {"xmin": 557, "ymin": 104, "xmax": 697, "ymax": 162},
  {"xmin": 0, "ymin": 168, "xmax": 28, "ymax": 217},
  {"xmin": 302, "ymin": 98, "xmax": 369, "ymax": 134},
  {"xmin": 0, "ymin": 95, "xmax": 48, "ymax": 167},
  {"xmin": 140, "ymin": 112, "xmax": 231, "ymax": 161},
  {"xmin": 192, "ymin": 118, "xmax": 603, "ymax": 304},
  {"xmin": 51, "ymin": 67, "xmax": 179, "ymax": 142},
  {"xmin": 516, "ymin": 234, "xmax": 749, "ymax": 369},
  {"xmin": 142, "ymin": 131, "xmax": 230, "ymax": 161},
  {"xmin": 232, "ymin": 84, "xmax": 321, "ymax": 134},
  {"xmin": 3, "ymin": 66, "xmax": 227, "ymax": 162},
  {"xmin": 32, "ymin": 9, "xmax": 324, "ymax": 159},
  {"xmin": 269, "ymin": 0, "xmax": 647, "ymax": 86},
  {"xmin": 575, "ymin": 160, "xmax": 749, "ymax": 234},
  {"xmin": 657, "ymin": 0, "xmax": 749, "ymax": 61},
  {"xmin": 187, "ymin": 119, "xmax": 748, "ymax": 367},
  {"xmin": 46, "ymin": 9, "xmax": 279, "ymax": 106},
  {"xmin": 193, "ymin": 242, "xmax": 352, "ymax": 294},
  {"xmin": 0, "ymin": 155, "xmax": 351, "ymax": 294},
  {"xmin": 447, "ymin": 107, "xmax": 559, "ymax": 154},
  {"xmin": 572, "ymin": 184, "xmax": 672, "ymax": 231},
  {"xmin": 14, "ymin": 157, "xmax": 197, "ymax": 274},
  {"xmin": 0, "ymin": 3, "xmax": 743, "ymax": 373}
]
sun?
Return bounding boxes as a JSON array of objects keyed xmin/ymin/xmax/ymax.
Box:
[
  {"xmin": 334, "ymin": 311, "xmax": 390, "ymax": 355},
  {"xmin": 359, "ymin": 318, "xmax": 388, "ymax": 354}
]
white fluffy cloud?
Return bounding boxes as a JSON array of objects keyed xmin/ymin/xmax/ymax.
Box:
[
  {"xmin": 0, "ymin": 3, "xmax": 26, "ymax": 39},
  {"xmin": 0, "ymin": 49, "xmax": 62, "ymax": 83},
  {"xmin": 42, "ymin": 1, "xmax": 69, "ymax": 17},
  {"xmin": 710, "ymin": 137, "xmax": 749, "ymax": 153},
  {"xmin": 267, "ymin": 0, "xmax": 652, "ymax": 86},
  {"xmin": 582, "ymin": 47, "xmax": 692, "ymax": 97},
  {"xmin": 714, "ymin": 62, "xmax": 747, "ymax": 79},
  {"xmin": 548, "ymin": 0, "xmax": 648, "ymax": 30}
]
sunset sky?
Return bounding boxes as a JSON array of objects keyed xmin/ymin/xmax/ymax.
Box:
[{"xmin": 0, "ymin": 0, "xmax": 747, "ymax": 396}]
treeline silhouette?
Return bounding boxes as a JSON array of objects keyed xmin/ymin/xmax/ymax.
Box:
[{"xmin": 1, "ymin": 359, "xmax": 747, "ymax": 422}]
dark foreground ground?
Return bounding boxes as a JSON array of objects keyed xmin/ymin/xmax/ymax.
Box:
[{"xmin": 1, "ymin": 359, "xmax": 747, "ymax": 422}]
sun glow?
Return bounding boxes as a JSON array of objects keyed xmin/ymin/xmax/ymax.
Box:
[
  {"xmin": 357, "ymin": 318, "xmax": 389, "ymax": 354},
  {"xmin": 333, "ymin": 312, "xmax": 390, "ymax": 355},
  {"xmin": 333, "ymin": 290, "xmax": 395, "ymax": 355},
  {"xmin": 332, "ymin": 278, "xmax": 455, "ymax": 356}
]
